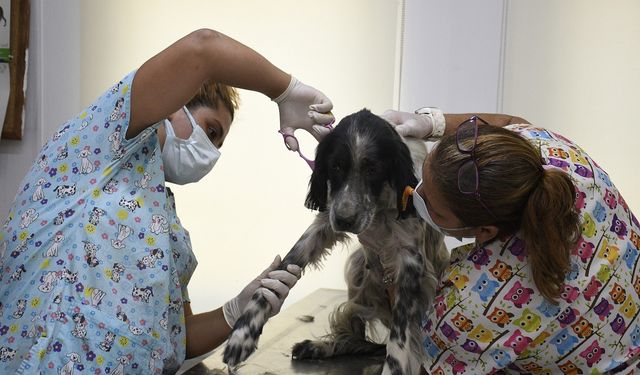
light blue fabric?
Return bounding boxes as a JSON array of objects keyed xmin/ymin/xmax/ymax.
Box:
[{"xmin": 0, "ymin": 71, "xmax": 197, "ymax": 374}]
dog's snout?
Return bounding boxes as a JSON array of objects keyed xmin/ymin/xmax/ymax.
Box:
[
  {"xmin": 334, "ymin": 214, "xmax": 357, "ymax": 231},
  {"xmin": 330, "ymin": 192, "xmax": 374, "ymax": 234}
]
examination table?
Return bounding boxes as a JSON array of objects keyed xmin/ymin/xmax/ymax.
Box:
[{"xmin": 180, "ymin": 288, "xmax": 385, "ymax": 374}]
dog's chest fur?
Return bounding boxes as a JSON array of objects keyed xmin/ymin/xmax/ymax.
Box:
[{"xmin": 358, "ymin": 206, "xmax": 428, "ymax": 285}]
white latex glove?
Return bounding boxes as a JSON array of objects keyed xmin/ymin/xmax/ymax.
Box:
[
  {"xmin": 222, "ymin": 255, "xmax": 302, "ymax": 328},
  {"xmin": 380, "ymin": 109, "xmax": 433, "ymax": 139},
  {"xmin": 273, "ymin": 76, "xmax": 335, "ymax": 152}
]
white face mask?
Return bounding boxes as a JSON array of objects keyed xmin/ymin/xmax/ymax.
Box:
[
  {"xmin": 161, "ymin": 107, "xmax": 221, "ymax": 185},
  {"xmin": 412, "ymin": 179, "xmax": 474, "ymax": 239}
]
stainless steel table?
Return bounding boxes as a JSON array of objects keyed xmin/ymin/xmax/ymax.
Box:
[{"xmin": 181, "ymin": 288, "xmax": 384, "ymax": 374}]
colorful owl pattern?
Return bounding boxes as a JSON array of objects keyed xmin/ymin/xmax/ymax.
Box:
[
  {"xmin": 0, "ymin": 71, "xmax": 197, "ymax": 374},
  {"xmin": 422, "ymin": 124, "xmax": 640, "ymax": 374}
]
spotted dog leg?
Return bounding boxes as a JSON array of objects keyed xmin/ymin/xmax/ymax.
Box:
[
  {"xmin": 292, "ymin": 302, "xmax": 386, "ymax": 360},
  {"xmin": 292, "ymin": 248, "xmax": 387, "ymax": 360},
  {"xmin": 383, "ymin": 248, "xmax": 428, "ymax": 375},
  {"xmin": 221, "ymin": 291, "xmax": 271, "ymax": 367},
  {"xmin": 223, "ymin": 212, "xmax": 348, "ymax": 367}
]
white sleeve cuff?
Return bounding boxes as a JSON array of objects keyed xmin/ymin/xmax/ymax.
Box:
[{"xmin": 415, "ymin": 107, "xmax": 445, "ymax": 139}]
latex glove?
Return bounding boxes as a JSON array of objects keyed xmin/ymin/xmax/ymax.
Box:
[
  {"xmin": 222, "ymin": 255, "xmax": 302, "ymax": 328},
  {"xmin": 274, "ymin": 76, "xmax": 335, "ymax": 152},
  {"xmin": 380, "ymin": 109, "xmax": 433, "ymax": 139}
]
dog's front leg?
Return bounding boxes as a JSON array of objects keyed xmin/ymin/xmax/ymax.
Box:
[
  {"xmin": 223, "ymin": 211, "xmax": 348, "ymax": 367},
  {"xmin": 281, "ymin": 211, "xmax": 349, "ymax": 270},
  {"xmin": 383, "ymin": 247, "xmax": 426, "ymax": 375}
]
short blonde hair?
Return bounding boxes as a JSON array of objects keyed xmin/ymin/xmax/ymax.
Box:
[{"xmin": 187, "ymin": 80, "xmax": 240, "ymax": 120}]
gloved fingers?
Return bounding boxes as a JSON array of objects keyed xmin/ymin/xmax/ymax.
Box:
[
  {"xmin": 257, "ymin": 255, "xmax": 282, "ymax": 280},
  {"xmin": 309, "ymin": 100, "xmax": 333, "ymax": 114},
  {"xmin": 260, "ymin": 278, "xmax": 290, "ymax": 300},
  {"xmin": 393, "ymin": 124, "xmax": 411, "ymax": 137},
  {"xmin": 267, "ymin": 268, "xmax": 300, "ymax": 289},
  {"xmin": 312, "ymin": 125, "xmax": 332, "ymax": 140},
  {"xmin": 307, "ymin": 113, "xmax": 335, "ymax": 141},
  {"xmin": 259, "ymin": 288, "xmax": 282, "ymax": 315},
  {"xmin": 287, "ymin": 264, "xmax": 302, "ymax": 278},
  {"xmin": 401, "ymin": 118, "xmax": 432, "ymax": 138},
  {"xmin": 308, "ymin": 111, "xmax": 335, "ymax": 126},
  {"xmin": 380, "ymin": 109, "xmax": 403, "ymax": 124},
  {"xmin": 380, "ymin": 109, "xmax": 432, "ymax": 138}
]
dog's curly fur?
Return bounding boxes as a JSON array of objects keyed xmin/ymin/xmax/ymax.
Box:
[{"xmin": 223, "ymin": 109, "xmax": 449, "ymax": 374}]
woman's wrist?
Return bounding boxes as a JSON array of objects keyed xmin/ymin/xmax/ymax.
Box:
[
  {"xmin": 414, "ymin": 107, "xmax": 445, "ymax": 140},
  {"xmin": 267, "ymin": 72, "xmax": 293, "ymax": 101},
  {"xmin": 185, "ymin": 307, "xmax": 233, "ymax": 359}
]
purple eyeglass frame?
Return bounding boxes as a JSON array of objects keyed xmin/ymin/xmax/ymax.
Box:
[{"xmin": 455, "ymin": 116, "xmax": 497, "ymax": 220}]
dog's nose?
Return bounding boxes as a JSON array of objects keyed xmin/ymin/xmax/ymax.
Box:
[{"xmin": 334, "ymin": 214, "xmax": 357, "ymax": 231}]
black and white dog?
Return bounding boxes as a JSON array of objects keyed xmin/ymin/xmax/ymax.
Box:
[{"xmin": 223, "ymin": 109, "xmax": 449, "ymax": 374}]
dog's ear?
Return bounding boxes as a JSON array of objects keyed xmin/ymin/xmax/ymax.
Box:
[
  {"xmin": 391, "ymin": 138, "xmax": 418, "ymax": 219},
  {"xmin": 305, "ymin": 137, "xmax": 331, "ymax": 212}
]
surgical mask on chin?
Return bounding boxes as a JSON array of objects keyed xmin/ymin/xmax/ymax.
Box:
[
  {"xmin": 161, "ymin": 106, "xmax": 221, "ymax": 185},
  {"xmin": 411, "ymin": 179, "xmax": 475, "ymax": 240}
]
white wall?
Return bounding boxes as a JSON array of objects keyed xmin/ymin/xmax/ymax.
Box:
[
  {"xmin": 79, "ymin": 0, "xmax": 401, "ymax": 313},
  {"xmin": 503, "ymin": 0, "xmax": 640, "ymax": 211},
  {"xmin": 398, "ymin": 0, "xmax": 506, "ymax": 113}
]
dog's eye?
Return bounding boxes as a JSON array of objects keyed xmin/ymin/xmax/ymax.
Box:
[
  {"xmin": 365, "ymin": 165, "xmax": 377, "ymax": 176},
  {"xmin": 331, "ymin": 164, "xmax": 342, "ymax": 172}
]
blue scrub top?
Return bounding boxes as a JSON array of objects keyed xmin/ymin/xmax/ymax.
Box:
[{"xmin": 0, "ymin": 71, "xmax": 197, "ymax": 374}]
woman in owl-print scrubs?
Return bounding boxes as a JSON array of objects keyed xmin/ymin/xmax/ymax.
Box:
[
  {"xmin": 0, "ymin": 29, "xmax": 335, "ymax": 374},
  {"xmin": 380, "ymin": 109, "xmax": 640, "ymax": 373}
]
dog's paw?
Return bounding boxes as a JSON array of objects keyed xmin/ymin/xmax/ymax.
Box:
[
  {"xmin": 291, "ymin": 339, "xmax": 333, "ymax": 360},
  {"xmin": 222, "ymin": 323, "xmax": 259, "ymax": 367},
  {"xmin": 222, "ymin": 294, "xmax": 272, "ymax": 366}
]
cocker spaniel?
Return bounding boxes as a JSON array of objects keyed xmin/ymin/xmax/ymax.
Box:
[{"xmin": 223, "ymin": 109, "xmax": 449, "ymax": 374}]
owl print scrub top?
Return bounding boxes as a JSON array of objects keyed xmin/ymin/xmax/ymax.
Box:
[
  {"xmin": 422, "ymin": 124, "xmax": 640, "ymax": 374},
  {"xmin": 0, "ymin": 71, "xmax": 197, "ymax": 374}
]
